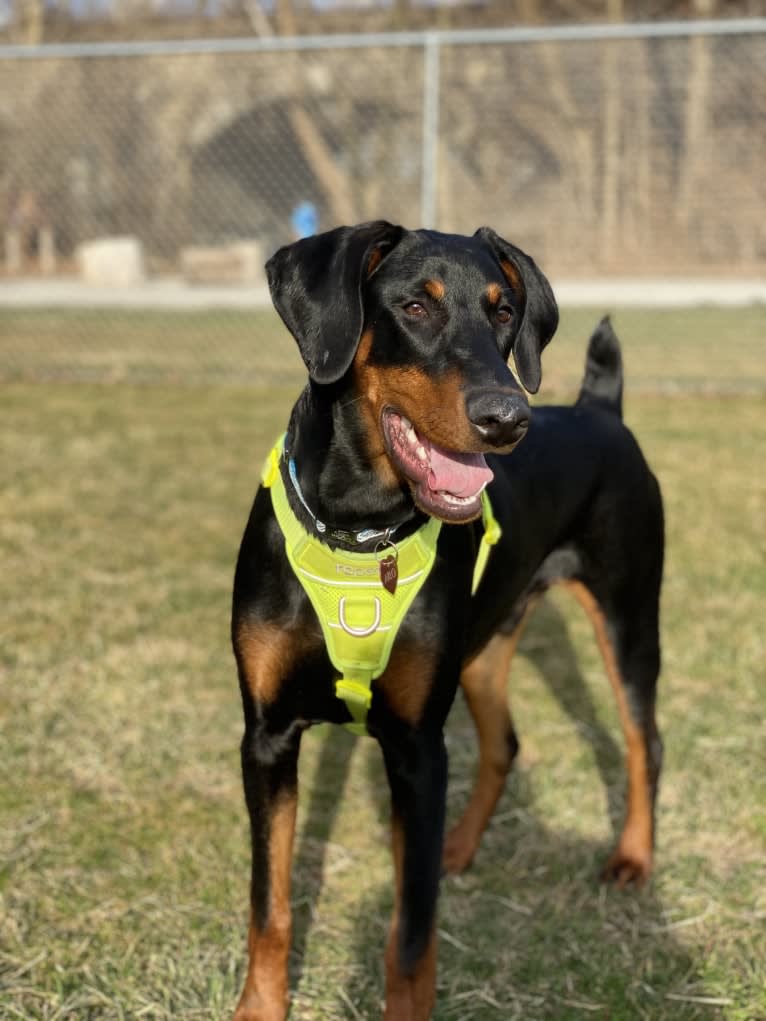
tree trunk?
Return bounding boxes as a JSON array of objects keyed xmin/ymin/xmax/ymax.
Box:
[
  {"xmin": 287, "ymin": 104, "xmax": 356, "ymax": 225},
  {"xmin": 20, "ymin": 0, "xmax": 45, "ymax": 44},
  {"xmin": 518, "ymin": 0, "xmax": 596, "ymax": 232},
  {"xmin": 271, "ymin": 0, "xmax": 355, "ymax": 227},
  {"xmin": 677, "ymin": 0, "xmax": 715, "ymax": 232},
  {"xmin": 600, "ymin": 0, "xmax": 623, "ymax": 268}
]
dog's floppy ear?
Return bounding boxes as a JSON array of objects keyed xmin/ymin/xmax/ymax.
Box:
[
  {"xmin": 266, "ymin": 220, "xmax": 406, "ymax": 385},
  {"xmin": 474, "ymin": 227, "xmax": 558, "ymax": 393}
]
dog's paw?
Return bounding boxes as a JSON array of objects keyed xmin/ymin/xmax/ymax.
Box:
[
  {"xmin": 233, "ymin": 992, "xmax": 289, "ymax": 1021},
  {"xmin": 601, "ymin": 845, "xmax": 652, "ymax": 888}
]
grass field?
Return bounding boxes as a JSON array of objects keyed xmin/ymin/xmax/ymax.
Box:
[
  {"xmin": 1, "ymin": 304, "xmax": 765, "ymax": 391},
  {"xmin": 1, "ymin": 306, "xmax": 765, "ymax": 1020}
]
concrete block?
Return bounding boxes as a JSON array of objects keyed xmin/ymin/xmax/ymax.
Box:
[
  {"xmin": 77, "ymin": 236, "xmax": 146, "ymax": 287},
  {"xmin": 180, "ymin": 240, "xmax": 265, "ymax": 286}
]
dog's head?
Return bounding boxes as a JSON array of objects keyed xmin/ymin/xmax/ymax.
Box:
[{"xmin": 266, "ymin": 221, "xmax": 558, "ymax": 522}]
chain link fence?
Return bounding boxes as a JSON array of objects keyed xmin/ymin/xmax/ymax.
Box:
[{"xmin": 0, "ymin": 20, "xmax": 765, "ymax": 382}]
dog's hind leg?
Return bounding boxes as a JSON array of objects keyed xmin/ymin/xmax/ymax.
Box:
[
  {"xmin": 443, "ymin": 606, "xmax": 534, "ymax": 875},
  {"xmin": 563, "ymin": 580, "xmax": 663, "ymax": 886}
]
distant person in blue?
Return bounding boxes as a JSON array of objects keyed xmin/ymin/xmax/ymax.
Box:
[{"xmin": 291, "ymin": 201, "xmax": 318, "ymax": 240}]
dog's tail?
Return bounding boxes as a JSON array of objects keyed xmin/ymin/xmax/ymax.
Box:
[{"xmin": 575, "ymin": 316, "xmax": 623, "ymax": 419}]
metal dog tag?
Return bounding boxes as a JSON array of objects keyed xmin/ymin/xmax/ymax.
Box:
[
  {"xmin": 376, "ymin": 537, "xmax": 399, "ymax": 596},
  {"xmin": 379, "ymin": 555, "xmax": 398, "ymax": 595}
]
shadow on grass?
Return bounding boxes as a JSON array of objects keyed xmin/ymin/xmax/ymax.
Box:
[
  {"xmin": 344, "ymin": 810, "xmax": 705, "ymax": 1021},
  {"xmin": 517, "ymin": 597, "xmax": 625, "ymax": 837},
  {"xmin": 288, "ymin": 724, "xmax": 359, "ymax": 991},
  {"xmin": 287, "ymin": 596, "xmax": 705, "ymax": 1018}
]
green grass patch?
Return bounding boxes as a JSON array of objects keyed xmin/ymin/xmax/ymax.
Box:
[
  {"xmin": 1, "ymin": 304, "xmax": 764, "ymax": 389},
  {"xmin": 0, "ymin": 308, "xmax": 300, "ymax": 384},
  {"xmin": 1, "ymin": 312, "xmax": 765, "ymax": 1018},
  {"xmin": 548, "ymin": 306, "xmax": 765, "ymax": 394}
]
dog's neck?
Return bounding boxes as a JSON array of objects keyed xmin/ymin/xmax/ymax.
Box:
[{"xmin": 282, "ymin": 381, "xmax": 425, "ymax": 551}]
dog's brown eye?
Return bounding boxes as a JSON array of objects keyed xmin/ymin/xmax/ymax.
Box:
[
  {"xmin": 404, "ymin": 302, "xmax": 427, "ymax": 318},
  {"xmin": 496, "ymin": 306, "xmax": 513, "ymax": 324}
]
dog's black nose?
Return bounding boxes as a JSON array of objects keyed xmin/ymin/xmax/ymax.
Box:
[{"xmin": 466, "ymin": 389, "xmax": 530, "ymax": 448}]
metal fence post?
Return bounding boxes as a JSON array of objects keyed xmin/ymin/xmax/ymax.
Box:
[{"xmin": 421, "ymin": 31, "xmax": 440, "ymax": 230}]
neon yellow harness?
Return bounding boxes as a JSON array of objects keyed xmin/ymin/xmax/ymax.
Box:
[{"xmin": 261, "ymin": 437, "xmax": 501, "ymax": 735}]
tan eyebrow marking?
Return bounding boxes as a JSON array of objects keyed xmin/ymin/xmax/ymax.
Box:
[
  {"xmin": 486, "ymin": 282, "xmax": 503, "ymax": 304},
  {"xmin": 424, "ymin": 279, "xmax": 445, "ymax": 301}
]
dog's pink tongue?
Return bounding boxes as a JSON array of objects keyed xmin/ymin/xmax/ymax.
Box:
[{"xmin": 426, "ymin": 444, "xmax": 494, "ymax": 498}]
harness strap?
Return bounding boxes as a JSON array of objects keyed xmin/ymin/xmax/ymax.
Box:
[
  {"xmin": 472, "ymin": 488, "xmax": 502, "ymax": 595},
  {"xmin": 261, "ymin": 437, "xmax": 501, "ymax": 735}
]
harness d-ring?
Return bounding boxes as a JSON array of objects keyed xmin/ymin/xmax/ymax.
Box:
[{"xmin": 338, "ymin": 596, "xmax": 382, "ymax": 637}]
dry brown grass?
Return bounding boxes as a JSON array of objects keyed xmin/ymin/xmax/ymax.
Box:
[{"xmin": 1, "ymin": 307, "xmax": 764, "ymax": 1019}]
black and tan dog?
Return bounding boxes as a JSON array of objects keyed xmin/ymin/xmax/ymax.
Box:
[{"xmin": 231, "ymin": 221, "xmax": 664, "ymax": 1020}]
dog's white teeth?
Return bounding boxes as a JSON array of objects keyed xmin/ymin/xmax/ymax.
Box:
[
  {"xmin": 440, "ymin": 489, "xmax": 485, "ymax": 506},
  {"xmin": 416, "ymin": 445, "xmax": 428, "ymax": 462},
  {"xmin": 406, "ymin": 426, "xmax": 418, "ymax": 445},
  {"xmin": 400, "ymin": 414, "xmax": 412, "ymax": 431}
]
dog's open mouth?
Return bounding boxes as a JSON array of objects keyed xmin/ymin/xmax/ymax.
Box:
[{"xmin": 381, "ymin": 408, "xmax": 493, "ymax": 522}]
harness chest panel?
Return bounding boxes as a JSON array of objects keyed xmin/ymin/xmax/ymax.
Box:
[{"xmin": 261, "ymin": 438, "xmax": 500, "ymax": 734}]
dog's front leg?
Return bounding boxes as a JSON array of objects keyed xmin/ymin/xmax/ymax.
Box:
[
  {"xmin": 379, "ymin": 731, "xmax": 448, "ymax": 1021},
  {"xmin": 234, "ymin": 721, "xmax": 302, "ymax": 1021}
]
